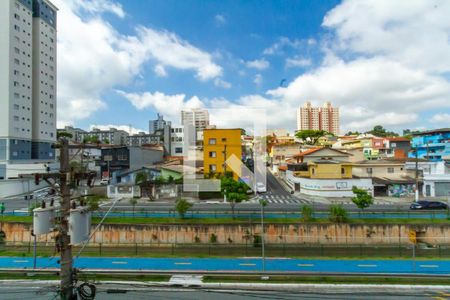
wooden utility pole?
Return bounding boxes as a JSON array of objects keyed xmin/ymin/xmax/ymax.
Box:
[{"xmin": 58, "ymin": 138, "xmax": 74, "ymax": 299}]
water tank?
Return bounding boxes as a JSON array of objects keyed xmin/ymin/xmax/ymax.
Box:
[
  {"xmin": 33, "ymin": 207, "xmax": 56, "ymax": 235},
  {"xmin": 69, "ymin": 206, "xmax": 91, "ymax": 245}
]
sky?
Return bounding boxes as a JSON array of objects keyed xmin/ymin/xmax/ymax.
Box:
[{"xmin": 54, "ymin": 0, "xmax": 450, "ymax": 135}]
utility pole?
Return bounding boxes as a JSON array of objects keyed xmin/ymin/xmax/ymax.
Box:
[
  {"xmin": 414, "ymin": 147, "xmax": 419, "ymax": 203},
  {"xmin": 58, "ymin": 138, "xmax": 75, "ymax": 300}
]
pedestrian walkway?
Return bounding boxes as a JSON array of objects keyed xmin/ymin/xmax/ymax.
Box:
[{"xmin": 250, "ymin": 192, "xmax": 309, "ymax": 204}]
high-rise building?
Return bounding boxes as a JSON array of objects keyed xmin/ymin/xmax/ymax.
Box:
[
  {"xmin": 149, "ymin": 113, "xmax": 171, "ymax": 134},
  {"xmin": 181, "ymin": 108, "xmax": 210, "ymax": 131},
  {"xmin": 296, "ymin": 102, "xmax": 340, "ymax": 135},
  {"xmin": 0, "ymin": 0, "xmax": 57, "ymax": 179}
]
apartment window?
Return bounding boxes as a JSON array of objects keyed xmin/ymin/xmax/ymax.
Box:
[
  {"xmin": 14, "ymin": 47, "xmax": 20, "ymax": 54},
  {"xmin": 14, "ymin": 13, "xmax": 20, "ymax": 20},
  {"xmin": 14, "ymin": 25, "xmax": 20, "ymax": 32},
  {"xmin": 13, "ymin": 104, "xmax": 19, "ymax": 110},
  {"xmin": 209, "ymin": 138, "xmax": 216, "ymax": 145},
  {"xmin": 13, "ymin": 116, "xmax": 19, "ymax": 121},
  {"xmin": 387, "ymin": 167, "xmax": 394, "ymax": 173},
  {"xmin": 117, "ymin": 155, "xmax": 127, "ymax": 161},
  {"xmin": 14, "ymin": 58, "xmax": 20, "ymax": 65},
  {"xmin": 13, "ymin": 81, "xmax": 19, "ymax": 87},
  {"xmin": 14, "ymin": 93, "xmax": 20, "ymax": 99},
  {"xmin": 341, "ymin": 168, "xmax": 345, "ymax": 175},
  {"xmin": 209, "ymin": 151, "xmax": 217, "ymax": 158},
  {"xmin": 175, "ymin": 147, "xmax": 183, "ymax": 154},
  {"xmin": 14, "ymin": 70, "xmax": 19, "ymax": 75},
  {"xmin": 221, "ymin": 138, "xmax": 227, "ymax": 142},
  {"xmin": 209, "ymin": 164, "xmax": 217, "ymax": 172},
  {"xmin": 366, "ymin": 168, "xmax": 373, "ymax": 174}
]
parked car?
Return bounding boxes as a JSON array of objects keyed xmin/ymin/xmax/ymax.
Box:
[
  {"xmin": 99, "ymin": 178, "xmax": 109, "ymax": 185},
  {"xmin": 255, "ymin": 182, "xmax": 267, "ymax": 193},
  {"xmin": 410, "ymin": 200, "xmax": 448, "ymax": 210}
]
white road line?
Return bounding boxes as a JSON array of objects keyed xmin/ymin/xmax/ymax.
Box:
[
  {"xmin": 239, "ymin": 263, "xmax": 256, "ymax": 266},
  {"xmin": 419, "ymin": 265, "xmax": 439, "ymax": 268},
  {"xmin": 112, "ymin": 261, "xmax": 128, "ymax": 265},
  {"xmin": 174, "ymin": 262, "xmax": 192, "ymax": 265},
  {"xmin": 357, "ymin": 264, "xmax": 377, "ymax": 267},
  {"xmin": 297, "ymin": 264, "xmax": 314, "ymax": 267},
  {"xmin": 13, "ymin": 260, "xmax": 29, "ymax": 263}
]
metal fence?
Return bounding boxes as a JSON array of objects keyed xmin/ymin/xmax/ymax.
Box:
[{"xmin": 1, "ymin": 242, "xmax": 450, "ymax": 259}]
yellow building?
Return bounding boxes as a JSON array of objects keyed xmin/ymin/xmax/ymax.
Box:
[
  {"xmin": 295, "ymin": 159, "xmax": 353, "ymax": 179},
  {"xmin": 204, "ymin": 128, "xmax": 242, "ymax": 179}
]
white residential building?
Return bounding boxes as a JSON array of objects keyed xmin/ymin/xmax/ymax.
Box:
[
  {"xmin": 181, "ymin": 108, "xmax": 210, "ymax": 131},
  {"xmin": 0, "ymin": 0, "xmax": 57, "ymax": 179},
  {"xmin": 170, "ymin": 125, "xmax": 185, "ymax": 156}
]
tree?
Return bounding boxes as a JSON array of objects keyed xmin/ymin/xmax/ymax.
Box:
[
  {"xmin": 103, "ymin": 138, "xmax": 110, "ymax": 144},
  {"xmin": 57, "ymin": 131, "xmax": 73, "ymax": 139},
  {"xmin": 129, "ymin": 198, "xmax": 138, "ymax": 218},
  {"xmin": 263, "ymin": 135, "xmax": 276, "ymax": 154},
  {"xmin": 366, "ymin": 125, "xmax": 399, "ymax": 137},
  {"xmin": 329, "ymin": 204, "xmax": 348, "ymax": 223},
  {"xmin": 295, "ymin": 130, "xmax": 329, "ymax": 145},
  {"xmin": 345, "ymin": 131, "xmax": 360, "ymax": 136},
  {"xmin": 175, "ymin": 198, "xmax": 192, "ymax": 219},
  {"xmin": 135, "ymin": 171, "xmax": 148, "ymax": 185},
  {"xmin": 351, "ymin": 186, "xmax": 374, "ymax": 213},
  {"xmin": 221, "ymin": 176, "xmax": 249, "ymax": 218}
]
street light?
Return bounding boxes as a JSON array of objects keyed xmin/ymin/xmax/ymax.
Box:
[{"xmin": 259, "ymin": 198, "xmax": 267, "ymax": 273}]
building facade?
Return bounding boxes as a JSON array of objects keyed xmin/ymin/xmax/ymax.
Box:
[
  {"xmin": 181, "ymin": 108, "xmax": 210, "ymax": 132},
  {"xmin": 409, "ymin": 128, "xmax": 450, "ymax": 162},
  {"xmin": 0, "ymin": 0, "xmax": 57, "ymax": 179},
  {"xmin": 203, "ymin": 129, "xmax": 242, "ymax": 180},
  {"xmin": 149, "ymin": 113, "xmax": 171, "ymax": 134},
  {"xmin": 79, "ymin": 127, "xmax": 129, "ymax": 145},
  {"xmin": 170, "ymin": 125, "xmax": 185, "ymax": 156},
  {"xmin": 296, "ymin": 101, "xmax": 340, "ymax": 135}
]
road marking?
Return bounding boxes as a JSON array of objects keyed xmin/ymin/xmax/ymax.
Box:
[
  {"xmin": 357, "ymin": 264, "xmax": 377, "ymax": 267},
  {"xmin": 297, "ymin": 264, "xmax": 314, "ymax": 267},
  {"xmin": 13, "ymin": 260, "xmax": 29, "ymax": 263},
  {"xmin": 174, "ymin": 262, "xmax": 192, "ymax": 265},
  {"xmin": 111, "ymin": 261, "xmax": 128, "ymax": 265},
  {"xmin": 419, "ymin": 264, "xmax": 439, "ymax": 268},
  {"xmin": 239, "ymin": 263, "xmax": 256, "ymax": 266}
]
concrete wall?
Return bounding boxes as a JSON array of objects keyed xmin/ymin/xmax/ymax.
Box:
[
  {"xmin": 286, "ymin": 170, "xmax": 373, "ymax": 197},
  {"xmin": 1, "ymin": 222, "xmax": 449, "ymax": 246},
  {"xmin": 0, "ymin": 178, "xmax": 48, "ymax": 198}
]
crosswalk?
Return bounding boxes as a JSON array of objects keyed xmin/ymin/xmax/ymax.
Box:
[{"xmin": 250, "ymin": 192, "xmax": 309, "ymax": 204}]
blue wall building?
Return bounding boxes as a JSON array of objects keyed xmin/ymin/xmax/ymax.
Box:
[{"xmin": 409, "ymin": 128, "xmax": 450, "ymax": 161}]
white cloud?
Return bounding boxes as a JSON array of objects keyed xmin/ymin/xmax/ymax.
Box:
[
  {"xmin": 89, "ymin": 124, "xmax": 146, "ymax": 135},
  {"xmin": 430, "ymin": 113, "xmax": 450, "ymax": 123},
  {"xmin": 285, "ymin": 57, "xmax": 312, "ymax": 68},
  {"xmin": 323, "ymin": 0, "xmax": 450, "ymax": 73},
  {"xmin": 245, "ymin": 59, "xmax": 270, "ymax": 70},
  {"xmin": 54, "ymin": 0, "xmax": 223, "ymax": 125},
  {"xmin": 64, "ymin": 0, "xmax": 125, "ymax": 18},
  {"xmin": 214, "ymin": 78, "xmax": 232, "ymax": 89},
  {"xmin": 263, "ymin": 37, "xmax": 303, "ymax": 55},
  {"xmin": 117, "ymin": 90, "xmax": 204, "ymax": 121},
  {"xmin": 254, "ymin": 74, "xmax": 263, "ymax": 86},
  {"xmin": 154, "ymin": 64, "xmax": 167, "ymax": 77},
  {"xmin": 215, "ymin": 14, "xmax": 226, "ymax": 26}
]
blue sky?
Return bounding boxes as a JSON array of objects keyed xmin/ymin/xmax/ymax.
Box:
[{"xmin": 55, "ymin": 0, "xmax": 450, "ymax": 134}]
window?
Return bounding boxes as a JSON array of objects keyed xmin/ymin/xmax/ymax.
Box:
[
  {"xmin": 366, "ymin": 168, "xmax": 373, "ymax": 174},
  {"xmin": 14, "ymin": 58, "xmax": 20, "ymax": 65},
  {"xmin": 13, "ymin": 104, "xmax": 19, "ymax": 110},
  {"xmin": 209, "ymin": 151, "xmax": 217, "ymax": 158},
  {"xmin": 14, "ymin": 70, "xmax": 19, "ymax": 75},
  {"xmin": 14, "ymin": 47, "xmax": 20, "ymax": 54},
  {"xmin": 118, "ymin": 155, "xmax": 127, "ymax": 161},
  {"xmin": 209, "ymin": 164, "xmax": 217, "ymax": 172},
  {"xmin": 14, "ymin": 93, "xmax": 20, "ymax": 99},
  {"xmin": 209, "ymin": 138, "xmax": 216, "ymax": 145},
  {"xmin": 14, "ymin": 25, "xmax": 20, "ymax": 31},
  {"xmin": 13, "ymin": 116, "xmax": 19, "ymax": 121},
  {"xmin": 175, "ymin": 147, "xmax": 183, "ymax": 154},
  {"xmin": 311, "ymin": 168, "xmax": 315, "ymax": 175},
  {"xmin": 221, "ymin": 138, "xmax": 227, "ymax": 142},
  {"xmin": 14, "ymin": 13, "xmax": 20, "ymax": 20},
  {"xmin": 341, "ymin": 167, "xmax": 345, "ymax": 175},
  {"xmin": 13, "ymin": 81, "xmax": 19, "ymax": 87},
  {"xmin": 387, "ymin": 167, "xmax": 394, "ymax": 173}
]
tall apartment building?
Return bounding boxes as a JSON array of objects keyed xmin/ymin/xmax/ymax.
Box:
[
  {"xmin": 0, "ymin": 0, "xmax": 57, "ymax": 179},
  {"xmin": 149, "ymin": 113, "xmax": 171, "ymax": 134},
  {"xmin": 181, "ymin": 108, "xmax": 210, "ymax": 131},
  {"xmin": 296, "ymin": 101, "xmax": 340, "ymax": 135},
  {"xmin": 170, "ymin": 125, "xmax": 185, "ymax": 156}
]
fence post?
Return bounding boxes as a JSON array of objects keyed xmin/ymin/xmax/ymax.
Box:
[
  {"xmin": 135, "ymin": 243, "xmax": 138, "ymax": 255},
  {"xmin": 99, "ymin": 243, "xmax": 102, "ymax": 256}
]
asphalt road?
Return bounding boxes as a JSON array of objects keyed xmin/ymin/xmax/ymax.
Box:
[
  {"xmin": 1, "ymin": 257, "xmax": 449, "ymax": 275},
  {"xmin": 0, "ymin": 283, "xmax": 446, "ymax": 300}
]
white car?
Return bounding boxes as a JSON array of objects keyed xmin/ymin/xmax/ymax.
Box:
[
  {"xmin": 100, "ymin": 178, "xmax": 109, "ymax": 185},
  {"xmin": 255, "ymin": 182, "xmax": 267, "ymax": 193}
]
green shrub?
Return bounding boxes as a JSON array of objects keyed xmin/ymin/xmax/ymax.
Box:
[
  {"xmin": 301, "ymin": 205, "xmax": 314, "ymax": 222},
  {"xmin": 209, "ymin": 233, "xmax": 217, "ymax": 243},
  {"xmin": 329, "ymin": 204, "xmax": 348, "ymax": 223},
  {"xmin": 253, "ymin": 235, "xmax": 262, "ymax": 247}
]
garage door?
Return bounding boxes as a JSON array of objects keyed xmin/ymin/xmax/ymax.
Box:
[{"xmin": 435, "ymin": 182, "xmax": 450, "ymax": 197}]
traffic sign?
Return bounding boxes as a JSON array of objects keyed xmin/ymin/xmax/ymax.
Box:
[{"xmin": 409, "ymin": 230, "xmax": 417, "ymax": 244}]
